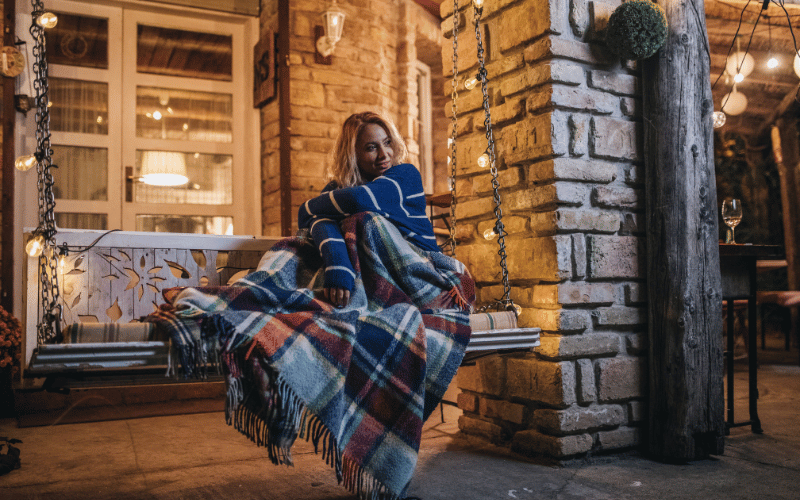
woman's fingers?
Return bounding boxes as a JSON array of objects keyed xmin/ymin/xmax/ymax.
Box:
[{"xmin": 323, "ymin": 287, "xmax": 350, "ymax": 308}]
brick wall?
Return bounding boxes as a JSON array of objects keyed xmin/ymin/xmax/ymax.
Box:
[
  {"xmin": 259, "ymin": 0, "xmax": 444, "ymax": 235},
  {"xmin": 441, "ymin": 0, "xmax": 646, "ymax": 459}
]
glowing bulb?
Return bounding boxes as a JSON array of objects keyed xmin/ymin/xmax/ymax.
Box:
[
  {"xmin": 483, "ymin": 228, "xmax": 497, "ymax": 241},
  {"xmin": 47, "ymin": 101, "xmax": 53, "ymax": 108},
  {"xmin": 26, "ymin": 234, "xmax": 45, "ymax": 257},
  {"xmin": 97, "ymin": 116, "xmax": 103, "ymax": 124},
  {"xmin": 473, "ymin": 0, "xmax": 484, "ymax": 8},
  {"xmin": 513, "ymin": 304, "xmax": 522, "ymax": 316},
  {"xmin": 152, "ymin": 110, "xmax": 163, "ymax": 120},
  {"xmin": 477, "ymin": 153, "xmax": 490, "ymax": 169},
  {"xmin": 167, "ymin": 107, "xmax": 174, "ymax": 114},
  {"xmin": 767, "ymin": 57, "xmax": 779, "ymax": 69},
  {"xmin": 733, "ymin": 73, "xmax": 744, "ymax": 83},
  {"xmin": 58, "ymin": 253, "xmax": 66, "ymax": 269},
  {"xmin": 464, "ymin": 76, "xmax": 479, "ymax": 90},
  {"xmin": 15, "ymin": 154, "xmax": 36, "ymax": 172},
  {"xmin": 712, "ymin": 111, "xmax": 726, "ymax": 129},
  {"xmin": 183, "ymin": 123, "xmax": 190, "ymax": 131},
  {"xmin": 36, "ymin": 12, "xmax": 58, "ymax": 29}
]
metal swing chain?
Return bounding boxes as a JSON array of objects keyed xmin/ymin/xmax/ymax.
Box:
[
  {"xmin": 472, "ymin": 5, "xmax": 514, "ymax": 314},
  {"xmin": 446, "ymin": 0, "xmax": 460, "ymax": 257},
  {"xmin": 31, "ymin": 0, "xmax": 61, "ymax": 343}
]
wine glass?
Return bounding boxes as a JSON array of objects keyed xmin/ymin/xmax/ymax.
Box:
[{"xmin": 721, "ymin": 198, "xmax": 743, "ymax": 244}]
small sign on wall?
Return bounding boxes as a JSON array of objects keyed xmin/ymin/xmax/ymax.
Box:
[{"xmin": 253, "ymin": 31, "xmax": 275, "ymax": 108}]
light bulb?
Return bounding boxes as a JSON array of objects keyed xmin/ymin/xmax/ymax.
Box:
[
  {"xmin": 26, "ymin": 234, "xmax": 45, "ymax": 257},
  {"xmin": 733, "ymin": 73, "xmax": 744, "ymax": 83},
  {"xmin": 58, "ymin": 253, "xmax": 66, "ymax": 270},
  {"xmin": 767, "ymin": 57, "xmax": 779, "ymax": 69},
  {"xmin": 473, "ymin": 0, "xmax": 484, "ymax": 8},
  {"xmin": 464, "ymin": 76, "xmax": 479, "ymax": 90},
  {"xmin": 513, "ymin": 304, "xmax": 522, "ymax": 316},
  {"xmin": 152, "ymin": 110, "xmax": 163, "ymax": 120},
  {"xmin": 477, "ymin": 153, "xmax": 490, "ymax": 169},
  {"xmin": 483, "ymin": 228, "xmax": 497, "ymax": 241},
  {"xmin": 15, "ymin": 154, "xmax": 36, "ymax": 171},
  {"xmin": 36, "ymin": 12, "xmax": 58, "ymax": 29},
  {"xmin": 712, "ymin": 111, "xmax": 726, "ymax": 129}
]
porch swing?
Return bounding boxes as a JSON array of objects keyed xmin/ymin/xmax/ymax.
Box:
[
  {"xmin": 21, "ymin": 0, "xmax": 538, "ymax": 388},
  {"xmin": 436, "ymin": 0, "xmax": 540, "ymax": 362}
]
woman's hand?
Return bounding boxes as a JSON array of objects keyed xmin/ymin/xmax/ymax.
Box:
[{"xmin": 324, "ymin": 287, "xmax": 351, "ymax": 308}]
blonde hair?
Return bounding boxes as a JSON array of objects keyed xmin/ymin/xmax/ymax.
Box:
[{"xmin": 329, "ymin": 111, "xmax": 408, "ymax": 188}]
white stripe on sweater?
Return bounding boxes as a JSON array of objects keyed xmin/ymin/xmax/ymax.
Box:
[
  {"xmin": 320, "ymin": 237, "xmax": 345, "ymax": 247},
  {"xmin": 381, "ymin": 177, "xmax": 411, "ymax": 217},
  {"xmin": 310, "ymin": 217, "xmax": 334, "ymax": 232},
  {"xmin": 363, "ymin": 185, "xmax": 382, "ymax": 211},
  {"xmin": 328, "ymin": 191, "xmax": 347, "ymax": 215},
  {"xmin": 407, "ymin": 192, "xmax": 425, "ymax": 198},
  {"xmin": 326, "ymin": 265, "xmax": 356, "ymax": 278}
]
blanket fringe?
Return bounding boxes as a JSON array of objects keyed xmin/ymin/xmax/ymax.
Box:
[
  {"xmin": 225, "ymin": 372, "xmax": 401, "ymax": 500},
  {"xmin": 448, "ymin": 285, "xmax": 470, "ymax": 312}
]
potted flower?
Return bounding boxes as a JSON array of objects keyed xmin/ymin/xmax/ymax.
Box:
[{"xmin": 0, "ymin": 305, "xmax": 22, "ymax": 418}]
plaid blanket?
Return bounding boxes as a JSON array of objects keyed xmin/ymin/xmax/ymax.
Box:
[{"xmin": 146, "ymin": 212, "xmax": 474, "ymax": 500}]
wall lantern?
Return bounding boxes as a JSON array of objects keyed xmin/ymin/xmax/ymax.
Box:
[
  {"xmin": 316, "ymin": 1, "xmax": 346, "ymax": 58},
  {"xmin": 140, "ymin": 151, "xmax": 188, "ymax": 187}
]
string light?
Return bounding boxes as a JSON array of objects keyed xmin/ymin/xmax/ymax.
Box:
[
  {"xmin": 35, "ymin": 11, "xmax": 57, "ymax": 28},
  {"xmin": 473, "ymin": 0, "xmax": 484, "ymax": 8},
  {"xmin": 483, "ymin": 228, "xmax": 497, "ymax": 241},
  {"xmin": 58, "ymin": 244, "xmax": 68, "ymax": 270},
  {"xmin": 477, "ymin": 152, "xmax": 490, "ymax": 169},
  {"xmin": 733, "ymin": 73, "xmax": 744, "ymax": 83},
  {"xmin": 513, "ymin": 304, "xmax": 522, "ymax": 316},
  {"xmin": 15, "ymin": 154, "xmax": 36, "ymax": 171},
  {"xmin": 464, "ymin": 76, "xmax": 479, "ymax": 90},
  {"xmin": 712, "ymin": 111, "xmax": 727, "ymax": 129},
  {"xmin": 767, "ymin": 57, "xmax": 779, "ymax": 69},
  {"xmin": 26, "ymin": 233, "xmax": 45, "ymax": 257}
]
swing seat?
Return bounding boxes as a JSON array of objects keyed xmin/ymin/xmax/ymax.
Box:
[{"xmin": 466, "ymin": 310, "xmax": 540, "ymax": 363}]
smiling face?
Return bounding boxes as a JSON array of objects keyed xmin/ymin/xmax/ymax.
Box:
[{"xmin": 355, "ymin": 123, "xmax": 394, "ymax": 181}]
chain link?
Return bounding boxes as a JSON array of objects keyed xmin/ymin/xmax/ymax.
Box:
[
  {"xmin": 472, "ymin": 6, "xmax": 515, "ymax": 314},
  {"xmin": 31, "ymin": 0, "xmax": 61, "ymax": 343},
  {"xmin": 446, "ymin": 0, "xmax": 460, "ymax": 257}
]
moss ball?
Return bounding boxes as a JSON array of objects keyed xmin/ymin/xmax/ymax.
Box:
[{"xmin": 605, "ymin": 0, "xmax": 668, "ymax": 60}]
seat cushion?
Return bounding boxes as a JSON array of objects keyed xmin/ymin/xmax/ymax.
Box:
[{"xmin": 63, "ymin": 322, "xmax": 160, "ymax": 343}]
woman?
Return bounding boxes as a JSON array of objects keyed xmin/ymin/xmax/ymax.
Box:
[
  {"xmin": 298, "ymin": 111, "xmax": 440, "ymax": 309},
  {"xmin": 149, "ymin": 112, "xmax": 473, "ymax": 500}
]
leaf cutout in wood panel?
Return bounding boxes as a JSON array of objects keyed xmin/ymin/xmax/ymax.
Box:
[
  {"xmin": 150, "ymin": 276, "xmax": 165, "ymax": 282},
  {"xmin": 165, "ymin": 260, "xmax": 191, "ymax": 279},
  {"xmin": 118, "ymin": 250, "xmax": 130, "ymax": 261},
  {"xmin": 66, "ymin": 268, "xmax": 86, "ymax": 275},
  {"xmin": 74, "ymin": 255, "xmax": 84, "ymax": 268},
  {"xmin": 140, "ymin": 256, "xmax": 146, "ymax": 268},
  {"xmin": 106, "ymin": 298, "xmax": 122, "ymax": 322},
  {"xmin": 226, "ymin": 270, "xmax": 249, "ymax": 285},
  {"xmin": 216, "ymin": 251, "xmax": 229, "ymax": 268},
  {"xmin": 62, "ymin": 280, "xmax": 74, "ymax": 296},
  {"xmin": 72, "ymin": 292, "xmax": 81, "ymax": 308},
  {"xmin": 199, "ymin": 276, "xmax": 209, "ymax": 286},
  {"xmin": 148, "ymin": 266, "xmax": 163, "ymax": 275},
  {"xmin": 191, "ymin": 250, "xmax": 207, "ymax": 269},
  {"xmin": 79, "ymin": 315, "xmax": 99, "ymax": 323},
  {"xmin": 147, "ymin": 283, "xmax": 159, "ymax": 294},
  {"xmin": 138, "ymin": 285, "xmax": 144, "ymax": 301},
  {"xmin": 103, "ymin": 253, "xmax": 119, "ymax": 263},
  {"xmin": 103, "ymin": 274, "xmax": 119, "ymax": 280},
  {"xmin": 123, "ymin": 268, "xmax": 140, "ymax": 290},
  {"xmin": 151, "ymin": 302, "xmax": 158, "ymax": 313}
]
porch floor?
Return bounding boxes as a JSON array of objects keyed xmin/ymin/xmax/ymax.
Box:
[{"xmin": 1, "ymin": 343, "xmax": 798, "ymax": 499}]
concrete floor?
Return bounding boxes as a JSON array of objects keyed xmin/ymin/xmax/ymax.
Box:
[{"xmin": 1, "ymin": 358, "xmax": 798, "ymax": 499}]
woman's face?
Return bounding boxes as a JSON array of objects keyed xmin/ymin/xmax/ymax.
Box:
[{"xmin": 355, "ymin": 123, "xmax": 394, "ymax": 181}]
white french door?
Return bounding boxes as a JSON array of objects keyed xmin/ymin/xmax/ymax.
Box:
[{"xmin": 16, "ymin": 0, "xmax": 259, "ymax": 235}]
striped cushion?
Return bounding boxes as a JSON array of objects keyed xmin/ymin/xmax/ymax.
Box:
[
  {"xmin": 470, "ymin": 310, "xmax": 517, "ymax": 332},
  {"xmin": 63, "ymin": 322, "xmax": 159, "ymax": 343}
]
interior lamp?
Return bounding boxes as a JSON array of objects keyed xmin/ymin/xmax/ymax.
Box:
[
  {"xmin": 140, "ymin": 151, "xmax": 188, "ymax": 187},
  {"xmin": 721, "ymin": 90, "xmax": 748, "ymax": 116},
  {"xmin": 725, "ymin": 51, "xmax": 754, "ymax": 81},
  {"xmin": 316, "ymin": 1, "xmax": 346, "ymax": 58}
]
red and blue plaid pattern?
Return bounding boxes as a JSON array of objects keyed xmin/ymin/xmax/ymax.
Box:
[{"xmin": 146, "ymin": 212, "xmax": 474, "ymax": 500}]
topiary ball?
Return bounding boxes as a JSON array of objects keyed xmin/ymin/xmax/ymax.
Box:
[{"xmin": 605, "ymin": 0, "xmax": 668, "ymax": 60}]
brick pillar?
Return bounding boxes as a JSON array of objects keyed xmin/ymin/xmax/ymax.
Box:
[{"xmin": 442, "ymin": 0, "xmax": 646, "ymax": 459}]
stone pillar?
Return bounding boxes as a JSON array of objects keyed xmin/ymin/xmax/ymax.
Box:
[{"xmin": 441, "ymin": 0, "xmax": 646, "ymax": 459}]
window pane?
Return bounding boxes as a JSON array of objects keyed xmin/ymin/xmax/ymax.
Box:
[
  {"xmin": 136, "ymin": 215, "xmax": 232, "ymax": 235},
  {"xmin": 136, "ymin": 87, "xmax": 232, "ymax": 142},
  {"xmin": 137, "ymin": 24, "xmax": 232, "ymax": 81},
  {"xmin": 134, "ymin": 151, "xmax": 232, "ymax": 205},
  {"xmin": 50, "ymin": 78, "xmax": 109, "ymax": 134},
  {"xmin": 52, "ymin": 146, "xmax": 108, "ymax": 201},
  {"xmin": 46, "ymin": 12, "xmax": 108, "ymax": 69},
  {"xmin": 56, "ymin": 213, "xmax": 108, "ymax": 230}
]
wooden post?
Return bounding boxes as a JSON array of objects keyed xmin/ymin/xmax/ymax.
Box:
[
  {"xmin": 278, "ymin": 0, "xmax": 292, "ymax": 237},
  {"xmin": 642, "ymin": 0, "xmax": 725, "ymax": 460}
]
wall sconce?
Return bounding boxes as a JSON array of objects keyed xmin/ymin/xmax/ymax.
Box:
[{"xmin": 316, "ymin": 2, "xmax": 346, "ymax": 60}]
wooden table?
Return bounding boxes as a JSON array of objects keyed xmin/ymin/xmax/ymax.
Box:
[{"xmin": 719, "ymin": 244, "xmax": 785, "ymax": 434}]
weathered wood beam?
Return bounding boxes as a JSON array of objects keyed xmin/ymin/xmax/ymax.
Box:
[{"xmin": 643, "ymin": 0, "xmax": 725, "ymax": 460}]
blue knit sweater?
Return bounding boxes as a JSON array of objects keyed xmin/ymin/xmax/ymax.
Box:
[{"xmin": 298, "ymin": 163, "xmax": 439, "ymax": 292}]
